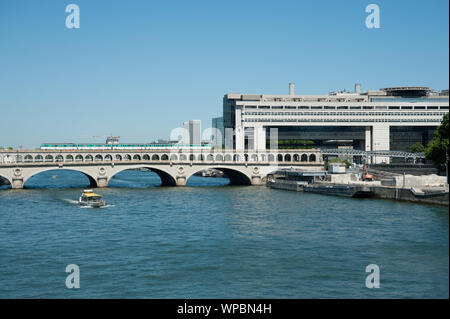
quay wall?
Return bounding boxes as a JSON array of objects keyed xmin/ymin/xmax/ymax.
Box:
[
  {"xmin": 267, "ymin": 180, "xmax": 449, "ymax": 206},
  {"xmin": 371, "ymin": 186, "xmax": 449, "ymax": 206},
  {"xmin": 267, "ymin": 180, "xmax": 303, "ymax": 192}
]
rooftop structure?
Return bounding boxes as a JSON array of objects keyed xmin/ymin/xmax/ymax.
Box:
[{"xmin": 106, "ymin": 135, "xmax": 120, "ymax": 144}]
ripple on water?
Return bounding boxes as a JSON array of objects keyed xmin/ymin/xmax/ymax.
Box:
[{"xmin": 0, "ymin": 170, "xmax": 448, "ymax": 298}]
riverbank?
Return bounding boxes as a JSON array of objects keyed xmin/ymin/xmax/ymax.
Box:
[{"xmin": 267, "ymin": 171, "xmax": 449, "ymax": 206}]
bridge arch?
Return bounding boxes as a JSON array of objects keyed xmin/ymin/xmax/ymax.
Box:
[
  {"xmin": 109, "ymin": 165, "xmax": 176, "ymax": 186},
  {"xmin": 23, "ymin": 167, "xmax": 98, "ymax": 188},
  {"xmin": 186, "ymin": 166, "xmax": 252, "ymax": 186},
  {"xmin": 309, "ymin": 154, "xmax": 316, "ymax": 162},
  {"xmin": 301, "ymin": 154, "xmax": 308, "ymax": 162},
  {"xmin": 0, "ymin": 174, "xmax": 11, "ymax": 187}
]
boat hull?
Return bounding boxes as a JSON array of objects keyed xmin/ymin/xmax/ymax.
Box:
[{"xmin": 78, "ymin": 199, "xmax": 106, "ymax": 208}]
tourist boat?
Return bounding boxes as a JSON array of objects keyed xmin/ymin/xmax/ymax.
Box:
[{"xmin": 78, "ymin": 190, "xmax": 106, "ymax": 208}]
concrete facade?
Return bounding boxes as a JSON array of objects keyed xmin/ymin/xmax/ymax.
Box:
[
  {"xmin": 223, "ymin": 84, "xmax": 449, "ymax": 163},
  {"xmin": 211, "ymin": 116, "xmax": 224, "ymax": 147},
  {"xmin": 183, "ymin": 120, "xmax": 202, "ymax": 145}
]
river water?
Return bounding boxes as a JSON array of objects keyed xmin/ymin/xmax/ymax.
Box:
[{"xmin": 0, "ymin": 170, "xmax": 448, "ymax": 298}]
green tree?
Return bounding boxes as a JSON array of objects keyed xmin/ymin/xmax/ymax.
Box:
[
  {"xmin": 7, "ymin": 147, "xmax": 13, "ymax": 150},
  {"xmin": 410, "ymin": 142, "xmax": 425, "ymax": 153},
  {"xmin": 425, "ymin": 113, "xmax": 449, "ymax": 165}
]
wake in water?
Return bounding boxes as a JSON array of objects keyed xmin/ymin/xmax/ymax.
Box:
[
  {"xmin": 99, "ymin": 204, "xmax": 115, "ymax": 209},
  {"xmin": 61, "ymin": 198, "xmax": 115, "ymax": 208},
  {"xmin": 62, "ymin": 198, "xmax": 79, "ymax": 205}
]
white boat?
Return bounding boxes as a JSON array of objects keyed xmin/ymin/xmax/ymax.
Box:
[{"xmin": 78, "ymin": 190, "xmax": 106, "ymax": 208}]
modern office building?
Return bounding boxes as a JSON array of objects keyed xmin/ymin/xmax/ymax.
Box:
[
  {"xmin": 183, "ymin": 120, "xmax": 202, "ymax": 145},
  {"xmin": 223, "ymin": 84, "xmax": 449, "ymax": 163},
  {"xmin": 211, "ymin": 117, "xmax": 224, "ymax": 147}
]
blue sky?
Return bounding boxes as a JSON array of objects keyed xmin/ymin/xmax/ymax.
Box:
[{"xmin": 0, "ymin": 0, "xmax": 448, "ymax": 148}]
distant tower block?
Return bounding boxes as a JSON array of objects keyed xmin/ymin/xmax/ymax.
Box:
[
  {"xmin": 289, "ymin": 83, "xmax": 295, "ymax": 95},
  {"xmin": 355, "ymin": 83, "xmax": 361, "ymax": 94}
]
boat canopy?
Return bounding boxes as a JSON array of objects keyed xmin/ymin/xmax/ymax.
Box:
[{"xmin": 82, "ymin": 191, "xmax": 102, "ymax": 198}]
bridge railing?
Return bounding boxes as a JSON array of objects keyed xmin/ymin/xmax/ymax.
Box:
[
  {"xmin": 320, "ymin": 148, "xmax": 425, "ymax": 159},
  {"xmin": 0, "ymin": 149, "xmax": 324, "ymax": 165}
]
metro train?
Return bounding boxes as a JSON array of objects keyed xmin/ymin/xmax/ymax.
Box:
[{"xmin": 40, "ymin": 143, "xmax": 212, "ymax": 151}]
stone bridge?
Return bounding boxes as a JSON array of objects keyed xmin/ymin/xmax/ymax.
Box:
[{"xmin": 0, "ymin": 149, "xmax": 323, "ymax": 189}]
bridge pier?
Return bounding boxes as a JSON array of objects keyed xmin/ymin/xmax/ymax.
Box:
[
  {"xmin": 11, "ymin": 178, "xmax": 24, "ymax": 189},
  {"xmin": 176, "ymin": 176, "xmax": 186, "ymax": 186},
  {"xmin": 251, "ymin": 175, "xmax": 262, "ymax": 186},
  {"xmin": 96, "ymin": 177, "xmax": 108, "ymax": 188}
]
